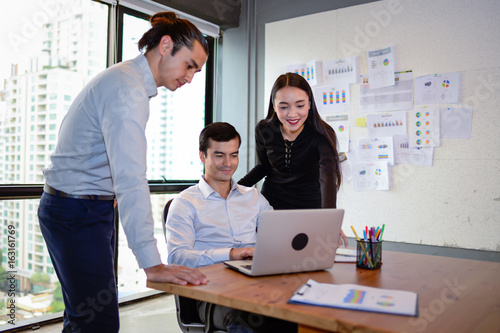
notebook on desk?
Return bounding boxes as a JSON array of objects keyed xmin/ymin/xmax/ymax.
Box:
[{"xmin": 224, "ymin": 208, "xmax": 345, "ymax": 277}]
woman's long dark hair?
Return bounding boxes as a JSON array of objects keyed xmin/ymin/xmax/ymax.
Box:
[
  {"xmin": 266, "ymin": 72, "xmax": 341, "ymax": 189},
  {"xmin": 138, "ymin": 11, "xmax": 208, "ymax": 56}
]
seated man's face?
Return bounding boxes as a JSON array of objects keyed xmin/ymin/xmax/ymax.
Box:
[{"xmin": 200, "ymin": 138, "xmax": 239, "ymax": 183}]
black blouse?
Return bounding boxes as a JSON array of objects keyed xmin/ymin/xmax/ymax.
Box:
[{"xmin": 238, "ymin": 119, "xmax": 338, "ymax": 210}]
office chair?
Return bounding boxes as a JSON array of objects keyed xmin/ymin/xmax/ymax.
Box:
[{"xmin": 162, "ymin": 199, "xmax": 226, "ymax": 333}]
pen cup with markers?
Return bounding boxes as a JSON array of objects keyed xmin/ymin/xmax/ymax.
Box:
[{"xmin": 356, "ymin": 240, "xmax": 382, "ymax": 270}]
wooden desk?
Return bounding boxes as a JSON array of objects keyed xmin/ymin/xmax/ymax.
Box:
[{"xmin": 148, "ymin": 251, "xmax": 500, "ymax": 332}]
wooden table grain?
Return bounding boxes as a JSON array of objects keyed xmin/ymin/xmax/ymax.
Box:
[{"xmin": 147, "ymin": 251, "xmax": 500, "ymax": 332}]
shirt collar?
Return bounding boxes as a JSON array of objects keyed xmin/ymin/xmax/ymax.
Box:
[
  {"xmin": 133, "ymin": 53, "xmax": 158, "ymax": 98},
  {"xmin": 198, "ymin": 176, "xmax": 242, "ymax": 199}
]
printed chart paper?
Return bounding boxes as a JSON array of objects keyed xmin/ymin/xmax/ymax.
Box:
[
  {"xmin": 351, "ymin": 161, "xmax": 389, "ymax": 191},
  {"xmin": 415, "ymin": 72, "xmax": 460, "ymax": 104},
  {"xmin": 366, "ymin": 111, "xmax": 407, "ymax": 140},
  {"xmin": 323, "ymin": 114, "xmax": 350, "ymax": 153},
  {"xmin": 367, "ymin": 46, "xmax": 395, "ymax": 89},
  {"xmin": 287, "ymin": 60, "xmax": 322, "ymax": 86},
  {"xmin": 289, "ymin": 279, "xmax": 418, "ymax": 317},
  {"xmin": 322, "ymin": 57, "xmax": 358, "ymax": 85},
  {"xmin": 356, "ymin": 137, "xmax": 394, "ymax": 165},
  {"xmin": 409, "ymin": 106, "xmax": 440, "ymax": 148},
  {"xmin": 360, "ymin": 71, "xmax": 414, "ymax": 113},
  {"xmin": 314, "ymin": 84, "xmax": 350, "ymax": 113},
  {"xmin": 393, "ymin": 135, "xmax": 434, "ymax": 166}
]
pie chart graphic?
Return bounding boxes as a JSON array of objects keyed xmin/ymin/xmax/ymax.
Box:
[
  {"xmin": 383, "ymin": 59, "xmax": 389, "ymax": 66},
  {"xmin": 442, "ymin": 80, "xmax": 450, "ymax": 88},
  {"xmin": 338, "ymin": 125, "xmax": 345, "ymax": 132}
]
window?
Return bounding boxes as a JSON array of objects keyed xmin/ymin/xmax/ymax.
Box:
[{"xmin": 0, "ymin": 0, "xmax": 216, "ymax": 329}]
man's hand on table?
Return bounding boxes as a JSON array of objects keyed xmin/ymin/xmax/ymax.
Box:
[{"xmin": 145, "ymin": 264, "xmax": 209, "ymax": 285}]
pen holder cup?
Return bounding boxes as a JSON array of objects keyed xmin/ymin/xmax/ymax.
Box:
[{"xmin": 356, "ymin": 240, "xmax": 382, "ymax": 270}]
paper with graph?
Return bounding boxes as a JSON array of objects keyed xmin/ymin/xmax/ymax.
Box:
[{"xmin": 289, "ymin": 279, "xmax": 418, "ymax": 316}]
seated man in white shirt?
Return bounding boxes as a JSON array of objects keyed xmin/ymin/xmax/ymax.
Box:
[{"xmin": 166, "ymin": 122, "xmax": 296, "ymax": 333}]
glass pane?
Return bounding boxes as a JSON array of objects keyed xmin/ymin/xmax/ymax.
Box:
[
  {"xmin": 117, "ymin": 193, "xmax": 176, "ymax": 298},
  {"xmin": 0, "ymin": 0, "xmax": 108, "ymax": 327},
  {"xmin": 122, "ymin": 13, "xmax": 205, "ymax": 181},
  {"xmin": 0, "ymin": 198, "xmax": 64, "ymax": 326},
  {"xmin": 0, "ymin": 1, "xmax": 108, "ymax": 185}
]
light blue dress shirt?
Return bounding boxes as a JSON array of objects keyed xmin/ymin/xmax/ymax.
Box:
[
  {"xmin": 166, "ymin": 176, "xmax": 273, "ymax": 268},
  {"xmin": 43, "ymin": 54, "xmax": 161, "ymax": 269}
]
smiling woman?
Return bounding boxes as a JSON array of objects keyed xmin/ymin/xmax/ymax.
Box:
[
  {"xmin": 273, "ymin": 86, "xmax": 311, "ymax": 141},
  {"xmin": 238, "ymin": 72, "xmax": 348, "ymax": 245},
  {"xmin": 239, "ymin": 72, "xmax": 342, "ymax": 210}
]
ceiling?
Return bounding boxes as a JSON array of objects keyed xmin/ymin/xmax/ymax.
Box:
[{"xmin": 152, "ymin": 0, "xmax": 241, "ymax": 30}]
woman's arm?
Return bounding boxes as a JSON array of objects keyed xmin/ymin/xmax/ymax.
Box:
[
  {"xmin": 318, "ymin": 138, "xmax": 338, "ymax": 209},
  {"xmin": 317, "ymin": 137, "xmax": 348, "ymax": 247}
]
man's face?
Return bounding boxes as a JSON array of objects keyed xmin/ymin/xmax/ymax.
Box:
[
  {"xmin": 200, "ymin": 138, "xmax": 239, "ymax": 184},
  {"xmin": 157, "ymin": 38, "xmax": 208, "ymax": 91}
]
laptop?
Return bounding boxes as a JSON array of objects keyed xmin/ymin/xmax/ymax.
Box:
[{"xmin": 224, "ymin": 208, "xmax": 345, "ymax": 276}]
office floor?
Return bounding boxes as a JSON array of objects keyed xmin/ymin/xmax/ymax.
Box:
[{"xmin": 32, "ymin": 294, "xmax": 182, "ymax": 333}]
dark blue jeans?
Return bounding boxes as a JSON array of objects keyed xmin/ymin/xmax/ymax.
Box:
[{"xmin": 38, "ymin": 192, "xmax": 119, "ymax": 333}]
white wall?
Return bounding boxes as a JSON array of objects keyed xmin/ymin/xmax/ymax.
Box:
[{"xmin": 265, "ymin": 0, "xmax": 500, "ymax": 251}]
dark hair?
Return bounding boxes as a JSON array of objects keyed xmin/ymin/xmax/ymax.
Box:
[
  {"xmin": 138, "ymin": 11, "xmax": 209, "ymax": 56},
  {"xmin": 199, "ymin": 122, "xmax": 241, "ymax": 155},
  {"xmin": 266, "ymin": 72, "xmax": 341, "ymax": 189}
]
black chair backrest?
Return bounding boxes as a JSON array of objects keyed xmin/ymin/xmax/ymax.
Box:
[
  {"xmin": 162, "ymin": 197, "xmax": 226, "ymax": 333},
  {"xmin": 162, "ymin": 198, "xmax": 174, "ymax": 241}
]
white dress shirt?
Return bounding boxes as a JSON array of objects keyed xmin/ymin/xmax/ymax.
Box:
[
  {"xmin": 166, "ymin": 176, "xmax": 273, "ymax": 268},
  {"xmin": 43, "ymin": 54, "xmax": 161, "ymax": 269}
]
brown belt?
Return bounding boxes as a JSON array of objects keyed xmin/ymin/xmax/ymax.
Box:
[{"xmin": 44, "ymin": 184, "xmax": 115, "ymax": 201}]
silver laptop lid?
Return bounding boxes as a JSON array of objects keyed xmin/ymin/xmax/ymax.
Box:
[{"xmin": 250, "ymin": 208, "xmax": 344, "ymax": 276}]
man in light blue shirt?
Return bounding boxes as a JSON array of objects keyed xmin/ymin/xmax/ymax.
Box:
[
  {"xmin": 166, "ymin": 122, "xmax": 296, "ymax": 332},
  {"xmin": 38, "ymin": 12, "xmax": 209, "ymax": 333},
  {"xmin": 166, "ymin": 124, "xmax": 272, "ymax": 267}
]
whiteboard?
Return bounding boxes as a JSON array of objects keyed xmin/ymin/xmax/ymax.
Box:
[{"xmin": 264, "ymin": 0, "xmax": 500, "ymax": 251}]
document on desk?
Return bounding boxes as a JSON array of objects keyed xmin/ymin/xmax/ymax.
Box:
[
  {"xmin": 289, "ymin": 279, "xmax": 418, "ymax": 317},
  {"xmin": 334, "ymin": 248, "xmax": 357, "ymax": 263}
]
